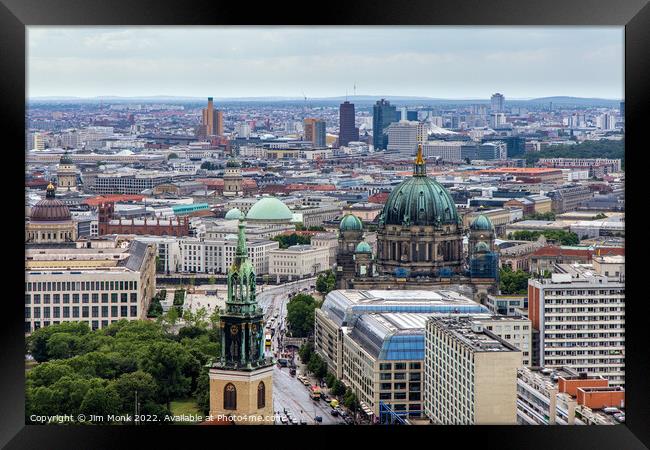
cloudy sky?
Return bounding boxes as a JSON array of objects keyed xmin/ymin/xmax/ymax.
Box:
[{"xmin": 27, "ymin": 26, "xmax": 623, "ymax": 99}]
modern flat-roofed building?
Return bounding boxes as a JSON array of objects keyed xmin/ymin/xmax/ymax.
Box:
[
  {"xmin": 268, "ymin": 244, "xmax": 330, "ymax": 280},
  {"xmin": 424, "ymin": 316, "xmax": 521, "ymax": 424},
  {"xmin": 25, "ymin": 240, "xmax": 156, "ymax": 333},
  {"xmin": 516, "ymin": 366, "xmax": 624, "ymax": 425},
  {"xmin": 179, "ymin": 236, "xmax": 278, "ymax": 275},
  {"xmin": 528, "ymin": 257, "xmax": 625, "ymax": 386}
]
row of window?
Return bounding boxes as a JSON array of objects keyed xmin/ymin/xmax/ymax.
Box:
[
  {"xmin": 26, "ymin": 318, "xmax": 122, "ymax": 333},
  {"xmin": 27, "ymin": 293, "xmax": 138, "ymax": 304},
  {"xmin": 26, "ymin": 305, "xmax": 138, "ymax": 319},
  {"xmin": 26, "ymin": 280, "xmax": 138, "ymax": 292}
]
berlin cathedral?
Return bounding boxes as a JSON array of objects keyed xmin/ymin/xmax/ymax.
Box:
[{"xmin": 336, "ymin": 145, "xmax": 499, "ymax": 300}]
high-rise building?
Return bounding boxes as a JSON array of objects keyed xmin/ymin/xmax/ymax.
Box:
[
  {"xmin": 424, "ymin": 316, "xmax": 521, "ymax": 424},
  {"xmin": 338, "ymin": 101, "xmax": 359, "ymax": 147},
  {"xmin": 202, "ymin": 97, "xmax": 224, "ymax": 136},
  {"xmin": 208, "ymin": 218, "xmax": 274, "ymax": 424},
  {"xmin": 303, "ymin": 118, "xmax": 315, "ymax": 142},
  {"xmin": 491, "ymin": 93, "xmax": 505, "ymax": 113},
  {"xmin": 372, "ymin": 99, "xmax": 398, "ymax": 150},
  {"xmin": 386, "ymin": 120, "xmax": 420, "ymax": 156},
  {"xmin": 528, "ymin": 257, "xmax": 625, "ymax": 386},
  {"xmin": 313, "ymin": 119, "xmax": 326, "ymax": 147}
]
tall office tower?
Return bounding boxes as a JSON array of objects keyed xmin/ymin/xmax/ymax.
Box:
[
  {"xmin": 424, "ymin": 316, "xmax": 521, "ymax": 425},
  {"xmin": 491, "ymin": 93, "xmax": 505, "ymax": 113},
  {"xmin": 303, "ymin": 118, "xmax": 316, "ymax": 142},
  {"xmin": 339, "ymin": 101, "xmax": 359, "ymax": 147},
  {"xmin": 201, "ymin": 97, "xmax": 224, "ymax": 136},
  {"xmin": 528, "ymin": 257, "xmax": 625, "ymax": 386},
  {"xmin": 372, "ymin": 99, "xmax": 398, "ymax": 150},
  {"xmin": 620, "ymin": 101, "xmax": 625, "ymax": 121},
  {"xmin": 202, "ymin": 97, "xmax": 215, "ymax": 136},
  {"xmin": 214, "ymin": 110, "xmax": 224, "ymax": 136},
  {"xmin": 313, "ymin": 120, "xmax": 326, "ymax": 147}
]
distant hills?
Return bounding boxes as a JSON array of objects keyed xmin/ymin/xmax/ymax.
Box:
[{"xmin": 29, "ymin": 95, "xmax": 622, "ymax": 107}]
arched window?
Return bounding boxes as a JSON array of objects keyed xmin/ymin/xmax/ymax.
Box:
[
  {"xmin": 257, "ymin": 381, "xmax": 265, "ymax": 409},
  {"xmin": 224, "ymin": 383, "xmax": 237, "ymax": 410}
]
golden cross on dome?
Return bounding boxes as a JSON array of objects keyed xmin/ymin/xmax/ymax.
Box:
[{"xmin": 415, "ymin": 144, "xmax": 424, "ymax": 165}]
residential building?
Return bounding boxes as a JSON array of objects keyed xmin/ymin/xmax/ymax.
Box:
[
  {"xmin": 424, "ymin": 316, "xmax": 521, "ymax": 424},
  {"xmin": 528, "ymin": 257, "xmax": 625, "ymax": 386}
]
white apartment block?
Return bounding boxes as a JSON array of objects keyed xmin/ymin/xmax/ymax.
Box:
[
  {"xmin": 180, "ymin": 237, "xmax": 278, "ymax": 275},
  {"xmin": 528, "ymin": 256, "xmax": 625, "ymax": 386},
  {"xmin": 424, "ymin": 317, "xmax": 521, "ymax": 425},
  {"xmin": 268, "ymin": 244, "xmax": 330, "ymax": 279},
  {"xmin": 386, "ymin": 121, "xmax": 427, "ymax": 157}
]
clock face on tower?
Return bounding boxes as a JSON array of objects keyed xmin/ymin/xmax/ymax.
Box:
[{"xmin": 230, "ymin": 325, "xmax": 239, "ymax": 335}]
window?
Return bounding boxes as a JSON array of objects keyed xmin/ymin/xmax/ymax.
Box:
[
  {"xmin": 121, "ymin": 293, "xmax": 128, "ymax": 303},
  {"xmin": 224, "ymin": 383, "xmax": 237, "ymax": 410},
  {"xmin": 395, "ymin": 363, "xmax": 406, "ymax": 370},
  {"xmin": 379, "ymin": 363, "xmax": 392, "ymax": 371},
  {"xmin": 257, "ymin": 382, "xmax": 266, "ymax": 409},
  {"xmin": 130, "ymin": 306, "xmax": 138, "ymax": 317},
  {"xmin": 111, "ymin": 293, "xmax": 118, "ymax": 303}
]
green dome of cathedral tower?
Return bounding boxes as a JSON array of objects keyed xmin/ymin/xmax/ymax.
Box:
[{"xmin": 379, "ymin": 145, "xmax": 459, "ymax": 227}]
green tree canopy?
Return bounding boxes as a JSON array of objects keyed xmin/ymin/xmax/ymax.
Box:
[{"xmin": 286, "ymin": 294, "xmax": 318, "ymax": 337}]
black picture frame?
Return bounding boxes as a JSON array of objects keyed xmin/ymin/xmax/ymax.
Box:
[{"xmin": 2, "ymin": 0, "xmax": 648, "ymax": 448}]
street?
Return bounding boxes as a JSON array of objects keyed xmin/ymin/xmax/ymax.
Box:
[{"xmin": 255, "ymin": 277, "xmax": 346, "ymax": 425}]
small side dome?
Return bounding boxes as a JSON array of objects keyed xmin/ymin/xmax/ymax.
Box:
[
  {"xmin": 340, "ymin": 214, "xmax": 363, "ymax": 231},
  {"xmin": 355, "ymin": 241, "xmax": 372, "ymax": 253},
  {"xmin": 225, "ymin": 208, "xmax": 242, "ymax": 220},
  {"xmin": 470, "ymin": 214, "xmax": 493, "ymax": 231},
  {"xmin": 475, "ymin": 242, "xmax": 490, "ymax": 253}
]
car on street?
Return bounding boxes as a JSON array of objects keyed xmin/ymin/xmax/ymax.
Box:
[
  {"xmin": 302, "ymin": 379, "xmax": 311, "ymax": 386},
  {"xmin": 299, "ymin": 419, "xmax": 307, "ymax": 425},
  {"xmin": 280, "ymin": 416, "xmax": 288, "ymax": 425},
  {"xmin": 330, "ymin": 409, "xmax": 339, "ymax": 417},
  {"xmin": 291, "ymin": 417, "xmax": 299, "ymax": 425},
  {"xmin": 314, "ymin": 416, "xmax": 323, "ymax": 423}
]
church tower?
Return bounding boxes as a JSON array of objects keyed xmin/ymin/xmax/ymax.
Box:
[
  {"xmin": 57, "ymin": 152, "xmax": 78, "ymax": 191},
  {"xmin": 223, "ymin": 159, "xmax": 244, "ymax": 197},
  {"xmin": 336, "ymin": 214, "xmax": 364, "ymax": 289},
  {"xmin": 209, "ymin": 217, "xmax": 274, "ymax": 424}
]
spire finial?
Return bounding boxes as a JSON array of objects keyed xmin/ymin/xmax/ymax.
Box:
[{"xmin": 413, "ymin": 144, "xmax": 426, "ymax": 176}]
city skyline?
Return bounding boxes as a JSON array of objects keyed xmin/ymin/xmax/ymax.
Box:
[{"xmin": 28, "ymin": 26, "xmax": 623, "ymax": 99}]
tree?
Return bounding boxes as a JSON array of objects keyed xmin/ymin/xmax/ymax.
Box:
[
  {"xmin": 307, "ymin": 353, "xmax": 327, "ymax": 379},
  {"xmin": 272, "ymin": 233, "xmax": 311, "ymax": 249},
  {"xmin": 316, "ymin": 270, "xmax": 336, "ymax": 295},
  {"xmin": 298, "ymin": 342, "xmax": 314, "ymax": 363},
  {"xmin": 194, "ymin": 367, "xmax": 211, "ymax": 415},
  {"xmin": 330, "ymin": 379, "xmax": 346, "ymax": 397},
  {"xmin": 286, "ymin": 294, "xmax": 317, "ymax": 337},
  {"xmin": 28, "ymin": 322, "xmax": 90, "ymax": 362},
  {"xmin": 138, "ymin": 341, "xmax": 195, "ymax": 408},
  {"xmin": 343, "ymin": 387, "xmax": 360, "ymax": 412},
  {"xmin": 46, "ymin": 333, "xmax": 81, "ymax": 360},
  {"xmin": 112, "ymin": 370, "xmax": 158, "ymax": 414},
  {"xmin": 79, "ymin": 386, "xmax": 121, "ymax": 422},
  {"xmin": 500, "ymin": 266, "xmax": 531, "ymax": 295},
  {"xmin": 167, "ymin": 152, "xmax": 179, "ymax": 159}
]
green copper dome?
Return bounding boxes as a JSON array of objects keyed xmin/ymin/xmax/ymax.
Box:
[
  {"xmin": 340, "ymin": 214, "xmax": 363, "ymax": 231},
  {"xmin": 225, "ymin": 208, "xmax": 242, "ymax": 220},
  {"xmin": 246, "ymin": 197, "xmax": 293, "ymax": 221},
  {"xmin": 355, "ymin": 241, "xmax": 372, "ymax": 253},
  {"xmin": 380, "ymin": 146, "xmax": 459, "ymax": 227},
  {"xmin": 60, "ymin": 152, "xmax": 73, "ymax": 165},
  {"xmin": 470, "ymin": 214, "xmax": 493, "ymax": 231}
]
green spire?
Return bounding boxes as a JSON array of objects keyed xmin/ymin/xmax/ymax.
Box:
[{"xmin": 235, "ymin": 216, "xmax": 247, "ymax": 266}]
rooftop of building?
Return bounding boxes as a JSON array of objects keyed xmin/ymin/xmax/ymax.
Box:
[{"xmin": 428, "ymin": 316, "xmax": 520, "ymax": 353}]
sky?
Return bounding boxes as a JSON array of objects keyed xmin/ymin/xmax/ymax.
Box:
[{"xmin": 27, "ymin": 26, "xmax": 624, "ymax": 100}]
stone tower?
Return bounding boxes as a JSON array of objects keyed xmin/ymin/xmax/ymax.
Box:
[
  {"xmin": 57, "ymin": 152, "xmax": 77, "ymax": 191},
  {"xmin": 336, "ymin": 214, "xmax": 364, "ymax": 289},
  {"xmin": 209, "ymin": 216, "xmax": 274, "ymax": 424},
  {"xmin": 223, "ymin": 159, "xmax": 243, "ymax": 197}
]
